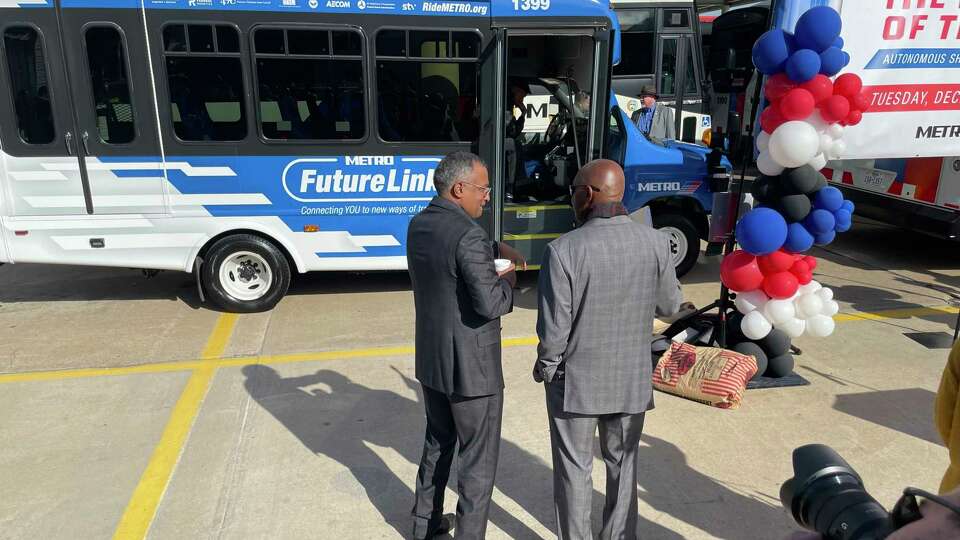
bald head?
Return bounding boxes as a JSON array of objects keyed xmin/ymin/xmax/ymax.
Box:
[{"xmin": 575, "ymin": 159, "xmax": 625, "ymax": 203}]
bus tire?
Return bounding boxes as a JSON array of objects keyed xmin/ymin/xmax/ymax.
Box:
[
  {"xmin": 653, "ymin": 212, "xmax": 700, "ymax": 278},
  {"xmin": 202, "ymin": 234, "xmax": 291, "ymax": 313}
]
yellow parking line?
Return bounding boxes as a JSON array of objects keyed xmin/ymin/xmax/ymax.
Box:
[
  {"xmin": 111, "ymin": 313, "xmax": 238, "ymax": 540},
  {"xmin": 111, "ymin": 367, "xmax": 215, "ymax": 540},
  {"xmin": 0, "ymin": 305, "xmax": 956, "ymax": 386},
  {"xmin": 201, "ymin": 313, "xmax": 239, "ymax": 359}
]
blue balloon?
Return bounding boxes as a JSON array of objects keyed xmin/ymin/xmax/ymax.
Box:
[
  {"xmin": 753, "ymin": 29, "xmax": 792, "ymax": 75},
  {"xmin": 833, "ymin": 36, "xmax": 845, "ymax": 49},
  {"xmin": 803, "ymin": 209, "xmax": 836, "ymax": 236},
  {"xmin": 795, "ymin": 6, "xmax": 842, "ymax": 52},
  {"xmin": 814, "ymin": 230, "xmax": 836, "ymax": 246},
  {"xmin": 834, "ymin": 209, "xmax": 853, "ymax": 232},
  {"xmin": 819, "ymin": 47, "xmax": 847, "ymax": 77},
  {"xmin": 786, "ymin": 49, "xmax": 821, "ymax": 83},
  {"xmin": 784, "ymin": 222, "xmax": 815, "ymax": 253},
  {"xmin": 814, "ymin": 186, "xmax": 845, "ymax": 212},
  {"xmin": 841, "ymin": 200, "xmax": 855, "ymax": 213},
  {"xmin": 736, "ymin": 207, "xmax": 788, "ymax": 256}
]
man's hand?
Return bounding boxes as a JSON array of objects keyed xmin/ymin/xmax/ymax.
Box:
[
  {"xmin": 497, "ymin": 242, "xmax": 527, "ymax": 271},
  {"xmin": 498, "ymin": 263, "xmax": 517, "ymax": 288}
]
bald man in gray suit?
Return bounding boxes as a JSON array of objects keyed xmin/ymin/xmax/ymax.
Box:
[{"xmin": 534, "ymin": 159, "xmax": 684, "ymax": 540}]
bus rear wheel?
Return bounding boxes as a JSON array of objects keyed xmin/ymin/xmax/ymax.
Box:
[
  {"xmin": 202, "ymin": 234, "xmax": 291, "ymax": 313},
  {"xmin": 653, "ymin": 212, "xmax": 700, "ymax": 278}
]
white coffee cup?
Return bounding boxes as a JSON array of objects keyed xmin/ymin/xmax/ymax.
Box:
[{"xmin": 494, "ymin": 259, "xmax": 512, "ymax": 273}]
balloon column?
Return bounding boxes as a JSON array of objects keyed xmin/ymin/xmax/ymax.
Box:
[
  {"xmin": 752, "ymin": 6, "xmax": 871, "ymax": 175},
  {"xmin": 718, "ymin": 6, "xmax": 865, "ymax": 378}
]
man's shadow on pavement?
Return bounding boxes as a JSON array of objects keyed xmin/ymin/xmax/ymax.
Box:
[{"xmin": 243, "ymin": 365, "xmax": 563, "ymax": 538}]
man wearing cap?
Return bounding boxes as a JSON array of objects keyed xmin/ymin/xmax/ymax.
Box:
[{"xmin": 631, "ymin": 86, "xmax": 675, "ymax": 140}]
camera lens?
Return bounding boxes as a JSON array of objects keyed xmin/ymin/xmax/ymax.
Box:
[{"xmin": 780, "ymin": 444, "xmax": 895, "ymax": 540}]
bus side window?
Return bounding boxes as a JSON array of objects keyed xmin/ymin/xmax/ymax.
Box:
[
  {"xmin": 375, "ymin": 29, "xmax": 480, "ymax": 144},
  {"xmin": 85, "ymin": 26, "xmax": 135, "ymax": 145},
  {"xmin": 253, "ymin": 26, "xmax": 365, "ymax": 141},
  {"xmin": 3, "ymin": 26, "xmax": 55, "ymax": 145},
  {"xmin": 162, "ymin": 23, "xmax": 247, "ymax": 142}
]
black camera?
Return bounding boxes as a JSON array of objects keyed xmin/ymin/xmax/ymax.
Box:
[{"xmin": 780, "ymin": 444, "xmax": 896, "ymax": 539}]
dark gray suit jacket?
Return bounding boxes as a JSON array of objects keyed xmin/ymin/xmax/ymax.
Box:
[
  {"xmin": 407, "ymin": 197, "xmax": 514, "ymax": 397},
  {"xmin": 536, "ymin": 215, "xmax": 683, "ymax": 415}
]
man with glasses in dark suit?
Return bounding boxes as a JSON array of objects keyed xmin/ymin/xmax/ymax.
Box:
[{"xmin": 407, "ymin": 151, "xmax": 525, "ymax": 539}]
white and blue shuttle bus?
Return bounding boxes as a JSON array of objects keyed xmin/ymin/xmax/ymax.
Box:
[{"xmin": 0, "ymin": 0, "xmax": 727, "ymax": 312}]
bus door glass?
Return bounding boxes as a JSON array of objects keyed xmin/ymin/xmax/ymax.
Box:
[
  {"xmin": 0, "ymin": 5, "xmax": 89, "ymax": 216},
  {"xmin": 495, "ymin": 27, "xmax": 608, "ymax": 267},
  {"xmin": 58, "ymin": 6, "xmax": 167, "ymax": 215},
  {"xmin": 658, "ymin": 6, "xmax": 704, "ymax": 144}
]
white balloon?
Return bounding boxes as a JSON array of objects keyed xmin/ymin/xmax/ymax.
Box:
[
  {"xmin": 777, "ymin": 317, "xmax": 807, "ymax": 339},
  {"xmin": 829, "ymin": 123, "xmax": 845, "ymax": 139},
  {"xmin": 769, "ymin": 121, "xmax": 821, "ymax": 168},
  {"xmin": 757, "ymin": 151, "xmax": 785, "ymax": 176},
  {"xmin": 742, "ymin": 310, "xmax": 774, "ymax": 340},
  {"xmin": 808, "ymin": 153, "xmax": 828, "ymax": 171},
  {"xmin": 735, "ymin": 289, "xmax": 770, "ymax": 315},
  {"xmin": 831, "ymin": 140, "xmax": 847, "ymax": 158},
  {"xmin": 819, "ymin": 133, "xmax": 834, "ymax": 154},
  {"xmin": 822, "ymin": 300, "xmax": 840, "ymax": 317},
  {"xmin": 764, "ymin": 299, "xmax": 797, "ymax": 325},
  {"xmin": 796, "ymin": 294, "xmax": 825, "ymax": 319},
  {"xmin": 798, "ymin": 281, "xmax": 823, "ymax": 296},
  {"xmin": 757, "ymin": 131, "xmax": 771, "ymax": 153},
  {"xmin": 816, "ymin": 287, "xmax": 834, "ymax": 302},
  {"xmin": 806, "ymin": 315, "xmax": 836, "ymax": 338}
]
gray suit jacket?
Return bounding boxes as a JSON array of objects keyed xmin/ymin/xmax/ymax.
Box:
[
  {"xmin": 407, "ymin": 196, "xmax": 514, "ymax": 397},
  {"xmin": 536, "ymin": 215, "xmax": 683, "ymax": 415},
  {"xmin": 631, "ymin": 104, "xmax": 676, "ymax": 140}
]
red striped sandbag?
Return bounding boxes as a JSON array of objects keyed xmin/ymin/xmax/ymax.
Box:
[{"xmin": 652, "ymin": 342, "xmax": 758, "ymax": 409}]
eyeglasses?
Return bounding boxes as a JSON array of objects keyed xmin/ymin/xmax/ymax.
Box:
[
  {"xmin": 891, "ymin": 487, "xmax": 960, "ymax": 529},
  {"xmin": 460, "ymin": 181, "xmax": 491, "ymax": 196},
  {"xmin": 569, "ymin": 184, "xmax": 601, "ymax": 196}
]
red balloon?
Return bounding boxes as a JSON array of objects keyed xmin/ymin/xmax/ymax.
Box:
[
  {"xmin": 844, "ymin": 109, "xmax": 864, "ymax": 126},
  {"xmin": 850, "ymin": 92, "xmax": 870, "ymax": 112},
  {"xmin": 801, "ymin": 74, "xmax": 834, "ymax": 104},
  {"xmin": 721, "ymin": 250, "xmax": 765, "ymax": 292},
  {"xmin": 820, "ymin": 95, "xmax": 851, "ymax": 123},
  {"xmin": 804, "ymin": 256, "xmax": 818, "ymax": 271},
  {"xmin": 761, "ymin": 105, "xmax": 785, "ymax": 134},
  {"xmin": 763, "ymin": 271, "xmax": 800, "ymax": 300},
  {"xmin": 759, "ymin": 249, "xmax": 796, "ymax": 275},
  {"xmin": 790, "ymin": 260, "xmax": 813, "ymax": 285},
  {"xmin": 779, "ymin": 88, "xmax": 816, "ymax": 121},
  {"xmin": 764, "ymin": 73, "xmax": 796, "ymax": 102},
  {"xmin": 834, "ymin": 73, "xmax": 863, "ymax": 98}
]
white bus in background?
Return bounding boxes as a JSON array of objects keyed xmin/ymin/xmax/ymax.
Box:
[{"xmin": 610, "ymin": 0, "xmax": 712, "ymax": 145}]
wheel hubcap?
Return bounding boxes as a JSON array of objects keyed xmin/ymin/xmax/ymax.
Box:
[
  {"xmin": 219, "ymin": 251, "xmax": 273, "ymax": 301},
  {"xmin": 660, "ymin": 226, "xmax": 688, "ymax": 268}
]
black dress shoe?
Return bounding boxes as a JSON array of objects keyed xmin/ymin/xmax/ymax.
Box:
[{"xmin": 414, "ymin": 514, "xmax": 454, "ymax": 539}]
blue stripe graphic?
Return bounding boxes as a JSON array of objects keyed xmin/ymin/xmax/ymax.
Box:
[{"xmin": 865, "ymin": 49, "xmax": 960, "ymax": 70}]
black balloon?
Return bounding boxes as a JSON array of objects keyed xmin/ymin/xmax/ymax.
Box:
[
  {"xmin": 751, "ymin": 175, "xmax": 780, "ymax": 205},
  {"xmin": 758, "ymin": 328, "xmax": 792, "ymax": 357},
  {"xmin": 777, "ymin": 193, "xmax": 813, "ymax": 222},
  {"xmin": 733, "ymin": 342, "xmax": 769, "ymax": 380},
  {"xmin": 766, "ymin": 353, "xmax": 795, "ymax": 378},
  {"xmin": 726, "ymin": 312, "xmax": 745, "ymax": 345},
  {"xmin": 782, "ymin": 166, "xmax": 824, "ymax": 195}
]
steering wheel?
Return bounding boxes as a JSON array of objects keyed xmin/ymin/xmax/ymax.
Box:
[{"xmin": 544, "ymin": 108, "xmax": 569, "ymax": 145}]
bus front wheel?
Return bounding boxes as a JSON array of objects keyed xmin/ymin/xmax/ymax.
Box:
[
  {"xmin": 652, "ymin": 212, "xmax": 700, "ymax": 278},
  {"xmin": 202, "ymin": 234, "xmax": 291, "ymax": 313}
]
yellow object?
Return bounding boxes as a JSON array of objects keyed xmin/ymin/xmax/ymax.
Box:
[
  {"xmin": 936, "ymin": 339, "xmax": 960, "ymax": 494},
  {"xmin": 701, "ymin": 128, "xmax": 712, "ymax": 147}
]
